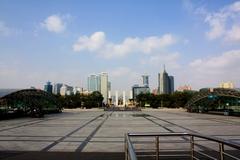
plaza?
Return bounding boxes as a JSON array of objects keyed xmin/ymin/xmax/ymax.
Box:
[{"xmin": 0, "ymin": 109, "xmax": 240, "ymax": 160}]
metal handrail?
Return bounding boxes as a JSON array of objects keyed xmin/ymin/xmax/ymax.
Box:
[
  {"xmin": 125, "ymin": 132, "xmax": 240, "ymax": 160},
  {"xmin": 125, "ymin": 133, "xmax": 137, "ymax": 160}
]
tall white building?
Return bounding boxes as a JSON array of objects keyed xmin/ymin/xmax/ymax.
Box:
[
  {"xmin": 100, "ymin": 72, "xmax": 108, "ymax": 104},
  {"xmin": 73, "ymin": 87, "xmax": 82, "ymax": 94},
  {"xmin": 60, "ymin": 85, "xmax": 73, "ymax": 96}
]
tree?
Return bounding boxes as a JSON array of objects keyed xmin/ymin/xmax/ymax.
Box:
[{"xmin": 135, "ymin": 91, "xmax": 195, "ymax": 108}]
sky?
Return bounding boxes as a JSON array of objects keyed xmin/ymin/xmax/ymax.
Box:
[{"xmin": 0, "ymin": 0, "xmax": 240, "ymax": 92}]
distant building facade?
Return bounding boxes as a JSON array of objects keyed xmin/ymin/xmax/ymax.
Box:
[
  {"xmin": 132, "ymin": 75, "xmax": 151, "ymax": 100},
  {"xmin": 142, "ymin": 75, "xmax": 149, "ymax": 87},
  {"xmin": 87, "ymin": 72, "xmax": 111, "ymax": 104},
  {"xmin": 60, "ymin": 84, "xmax": 73, "ymax": 96},
  {"xmin": 53, "ymin": 83, "xmax": 63, "ymax": 95},
  {"xmin": 158, "ymin": 66, "xmax": 174, "ymax": 94},
  {"xmin": 108, "ymin": 81, "xmax": 111, "ymax": 91},
  {"xmin": 177, "ymin": 85, "xmax": 192, "ymax": 92},
  {"xmin": 219, "ymin": 82, "xmax": 234, "ymax": 89},
  {"xmin": 168, "ymin": 76, "xmax": 174, "ymax": 94},
  {"xmin": 87, "ymin": 74, "xmax": 100, "ymax": 92},
  {"xmin": 73, "ymin": 87, "xmax": 82, "ymax": 94},
  {"xmin": 44, "ymin": 81, "xmax": 53, "ymax": 93},
  {"xmin": 132, "ymin": 85, "xmax": 150, "ymax": 100}
]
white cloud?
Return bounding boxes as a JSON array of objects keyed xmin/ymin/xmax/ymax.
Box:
[
  {"xmin": 141, "ymin": 52, "xmax": 180, "ymax": 69},
  {"xmin": 108, "ymin": 67, "xmax": 140, "ymax": 91},
  {"xmin": 205, "ymin": 13, "xmax": 226, "ymax": 39},
  {"xmin": 202, "ymin": 1, "xmax": 240, "ymax": 42},
  {"xmin": 110, "ymin": 67, "xmax": 132, "ymax": 77},
  {"xmin": 225, "ymin": 25, "xmax": 240, "ymax": 42},
  {"xmin": 185, "ymin": 50, "xmax": 240, "ymax": 89},
  {"xmin": 73, "ymin": 31, "xmax": 176, "ymax": 58},
  {"xmin": 41, "ymin": 15, "xmax": 66, "ymax": 33},
  {"xmin": 73, "ymin": 31, "xmax": 106, "ymax": 51}
]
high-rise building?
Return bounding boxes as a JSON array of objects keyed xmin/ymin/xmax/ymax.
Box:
[
  {"xmin": 158, "ymin": 66, "xmax": 174, "ymax": 94},
  {"xmin": 108, "ymin": 81, "xmax": 111, "ymax": 92},
  {"xmin": 100, "ymin": 72, "xmax": 108, "ymax": 104},
  {"xmin": 158, "ymin": 68, "xmax": 169, "ymax": 94},
  {"xmin": 60, "ymin": 84, "xmax": 73, "ymax": 96},
  {"xmin": 219, "ymin": 82, "xmax": 234, "ymax": 89},
  {"xmin": 168, "ymin": 76, "xmax": 174, "ymax": 94},
  {"xmin": 44, "ymin": 81, "xmax": 53, "ymax": 93},
  {"xmin": 87, "ymin": 74, "xmax": 100, "ymax": 92},
  {"xmin": 142, "ymin": 75, "xmax": 149, "ymax": 87},
  {"xmin": 73, "ymin": 87, "xmax": 82, "ymax": 94},
  {"xmin": 131, "ymin": 75, "xmax": 151, "ymax": 100},
  {"xmin": 53, "ymin": 83, "xmax": 63, "ymax": 95}
]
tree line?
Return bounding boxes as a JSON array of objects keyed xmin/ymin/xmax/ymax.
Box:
[
  {"xmin": 136, "ymin": 91, "xmax": 195, "ymax": 108},
  {"xmin": 55, "ymin": 91, "xmax": 104, "ymax": 109},
  {"xmin": 55, "ymin": 91, "xmax": 195, "ymax": 109}
]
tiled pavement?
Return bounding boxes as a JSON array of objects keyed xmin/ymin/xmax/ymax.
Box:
[{"xmin": 0, "ymin": 109, "xmax": 239, "ymax": 159}]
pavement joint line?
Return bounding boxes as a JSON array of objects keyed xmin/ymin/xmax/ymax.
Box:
[
  {"xmin": 75, "ymin": 111, "xmax": 113, "ymax": 152},
  {"xmin": 143, "ymin": 113, "xmax": 214, "ymax": 152},
  {"xmin": 142, "ymin": 116, "xmax": 173, "ymax": 132},
  {"xmin": 148, "ymin": 114, "xmax": 198, "ymax": 133},
  {"xmin": 41, "ymin": 113, "xmax": 105, "ymax": 152},
  {"xmin": 160, "ymin": 110, "xmax": 240, "ymax": 125},
  {"xmin": 0, "ymin": 114, "xmax": 66, "ymax": 133},
  {"xmin": 0, "ymin": 120, "xmax": 46, "ymax": 132}
]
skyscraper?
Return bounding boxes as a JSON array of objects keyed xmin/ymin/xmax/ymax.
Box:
[
  {"xmin": 108, "ymin": 81, "xmax": 111, "ymax": 91},
  {"xmin": 131, "ymin": 75, "xmax": 151, "ymax": 100},
  {"xmin": 142, "ymin": 75, "xmax": 149, "ymax": 87},
  {"xmin": 87, "ymin": 74, "xmax": 100, "ymax": 92},
  {"xmin": 158, "ymin": 66, "xmax": 174, "ymax": 94},
  {"xmin": 44, "ymin": 81, "xmax": 53, "ymax": 93},
  {"xmin": 168, "ymin": 76, "xmax": 174, "ymax": 94},
  {"xmin": 60, "ymin": 84, "xmax": 74, "ymax": 96},
  {"xmin": 100, "ymin": 72, "xmax": 108, "ymax": 104},
  {"xmin": 159, "ymin": 67, "xmax": 169, "ymax": 94},
  {"xmin": 53, "ymin": 83, "xmax": 63, "ymax": 95}
]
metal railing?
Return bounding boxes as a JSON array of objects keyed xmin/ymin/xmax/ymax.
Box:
[{"xmin": 125, "ymin": 132, "xmax": 240, "ymax": 160}]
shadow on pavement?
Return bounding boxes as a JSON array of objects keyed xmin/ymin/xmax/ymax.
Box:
[{"xmin": 0, "ymin": 151, "xmax": 124, "ymax": 160}]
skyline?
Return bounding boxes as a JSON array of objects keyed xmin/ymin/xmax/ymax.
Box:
[{"xmin": 1, "ymin": 0, "xmax": 240, "ymax": 91}]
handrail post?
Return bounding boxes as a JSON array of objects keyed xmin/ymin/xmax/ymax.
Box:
[
  {"xmin": 156, "ymin": 136, "xmax": 159, "ymax": 160},
  {"xmin": 190, "ymin": 135, "xmax": 194, "ymax": 160},
  {"xmin": 125, "ymin": 134, "xmax": 128, "ymax": 160},
  {"xmin": 219, "ymin": 142, "xmax": 224, "ymax": 160}
]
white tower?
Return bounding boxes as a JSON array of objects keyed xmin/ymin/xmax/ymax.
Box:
[
  {"xmin": 129, "ymin": 90, "xmax": 133, "ymax": 99},
  {"xmin": 115, "ymin": 90, "xmax": 118, "ymax": 106},
  {"xmin": 100, "ymin": 72, "xmax": 108, "ymax": 104},
  {"xmin": 123, "ymin": 91, "xmax": 126, "ymax": 106}
]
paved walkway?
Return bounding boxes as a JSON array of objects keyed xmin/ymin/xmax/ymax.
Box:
[{"xmin": 0, "ymin": 109, "xmax": 239, "ymax": 159}]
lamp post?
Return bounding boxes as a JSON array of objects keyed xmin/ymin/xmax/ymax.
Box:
[{"xmin": 224, "ymin": 103, "xmax": 229, "ymax": 116}]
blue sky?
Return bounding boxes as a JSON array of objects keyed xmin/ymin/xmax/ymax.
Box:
[{"xmin": 0, "ymin": 0, "xmax": 240, "ymax": 91}]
